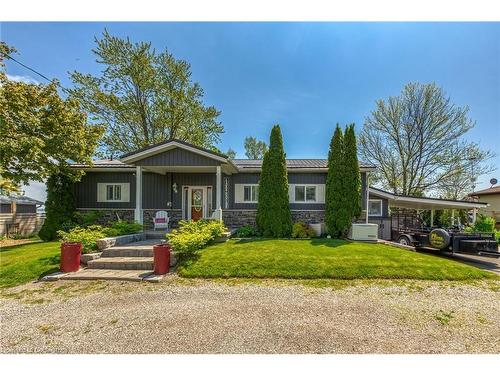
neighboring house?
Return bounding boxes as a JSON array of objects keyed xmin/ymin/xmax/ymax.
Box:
[
  {"xmin": 468, "ymin": 185, "xmax": 500, "ymax": 228},
  {"xmin": 0, "ymin": 194, "xmax": 45, "ymax": 237},
  {"xmin": 69, "ymin": 138, "xmax": 488, "ymax": 239},
  {"xmin": 69, "ymin": 139, "xmax": 376, "ymax": 230}
]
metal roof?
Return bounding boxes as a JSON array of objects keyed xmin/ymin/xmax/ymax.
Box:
[
  {"xmin": 0, "ymin": 194, "xmax": 44, "ymax": 205},
  {"xmin": 232, "ymin": 159, "xmax": 376, "ymax": 169},
  {"xmin": 70, "ymin": 159, "xmax": 134, "ymax": 169}
]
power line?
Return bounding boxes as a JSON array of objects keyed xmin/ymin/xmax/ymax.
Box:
[{"xmin": 1, "ymin": 52, "xmax": 66, "ymax": 90}]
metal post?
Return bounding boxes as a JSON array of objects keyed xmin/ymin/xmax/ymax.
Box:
[
  {"xmin": 472, "ymin": 208, "xmax": 477, "ymax": 224},
  {"xmin": 430, "ymin": 209, "xmax": 434, "ymax": 227},
  {"xmin": 135, "ymin": 166, "xmax": 143, "ymax": 224}
]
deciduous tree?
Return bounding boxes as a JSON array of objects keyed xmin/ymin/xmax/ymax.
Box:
[
  {"xmin": 244, "ymin": 136, "xmax": 268, "ymax": 159},
  {"xmin": 359, "ymin": 82, "xmax": 494, "ymax": 196},
  {"xmin": 0, "ymin": 42, "xmax": 103, "ymax": 188},
  {"xmin": 68, "ymin": 30, "xmax": 223, "ymax": 156}
]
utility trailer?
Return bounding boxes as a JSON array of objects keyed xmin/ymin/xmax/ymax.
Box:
[{"xmin": 395, "ymin": 227, "xmax": 500, "ymax": 257}]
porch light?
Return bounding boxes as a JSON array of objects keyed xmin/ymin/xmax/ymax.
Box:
[{"xmin": 172, "ymin": 182, "xmax": 178, "ymax": 194}]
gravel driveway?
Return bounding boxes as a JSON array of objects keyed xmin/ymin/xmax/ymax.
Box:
[{"xmin": 1, "ymin": 277, "xmax": 499, "ymax": 354}]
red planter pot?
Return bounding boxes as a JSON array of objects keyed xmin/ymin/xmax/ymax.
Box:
[
  {"xmin": 60, "ymin": 242, "xmax": 82, "ymax": 272},
  {"xmin": 153, "ymin": 243, "xmax": 171, "ymax": 275}
]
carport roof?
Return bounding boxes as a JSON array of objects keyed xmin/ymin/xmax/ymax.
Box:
[{"xmin": 369, "ymin": 187, "xmax": 489, "ymax": 210}]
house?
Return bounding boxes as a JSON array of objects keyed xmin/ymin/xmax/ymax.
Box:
[
  {"xmin": 468, "ymin": 185, "xmax": 500, "ymax": 228},
  {"xmin": 69, "ymin": 139, "xmax": 489, "ymax": 239},
  {"xmin": 0, "ymin": 194, "xmax": 45, "ymax": 237}
]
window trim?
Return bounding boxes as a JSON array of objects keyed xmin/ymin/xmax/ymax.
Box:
[
  {"xmin": 97, "ymin": 182, "xmax": 130, "ymax": 203},
  {"xmin": 243, "ymin": 184, "xmax": 259, "ymax": 203},
  {"xmin": 368, "ymin": 199, "xmax": 383, "ymax": 217},
  {"xmin": 293, "ymin": 184, "xmax": 317, "ymax": 203}
]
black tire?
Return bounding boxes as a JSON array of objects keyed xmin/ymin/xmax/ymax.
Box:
[
  {"xmin": 397, "ymin": 235, "xmax": 412, "ymax": 246},
  {"xmin": 429, "ymin": 228, "xmax": 451, "ymax": 250}
]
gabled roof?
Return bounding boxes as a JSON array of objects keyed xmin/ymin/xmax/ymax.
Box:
[
  {"xmin": 468, "ymin": 185, "xmax": 500, "ymax": 196},
  {"xmin": 120, "ymin": 139, "xmax": 228, "ymax": 164},
  {"xmin": 369, "ymin": 187, "xmax": 488, "ymax": 210},
  {"xmin": 0, "ymin": 194, "xmax": 44, "ymax": 206},
  {"xmin": 70, "ymin": 159, "xmax": 134, "ymax": 169}
]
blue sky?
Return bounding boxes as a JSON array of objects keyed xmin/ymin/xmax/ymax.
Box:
[{"xmin": 2, "ymin": 22, "xmax": 499, "ymax": 198}]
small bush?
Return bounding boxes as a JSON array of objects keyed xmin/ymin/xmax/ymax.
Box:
[
  {"xmin": 291, "ymin": 222, "xmax": 316, "ymax": 238},
  {"xmin": 236, "ymin": 225, "xmax": 256, "ymax": 237},
  {"xmin": 102, "ymin": 228, "xmax": 120, "ymax": 237},
  {"xmin": 109, "ymin": 220, "xmax": 143, "ymax": 235},
  {"xmin": 73, "ymin": 210, "xmax": 104, "ymax": 227},
  {"xmin": 472, "ymin": 215, "xmax": 495, "ymax": 233},
  {"xmin": 57, "ymin": 225, "xmax": 107, "ymax": 254},
  {"xmin": 166, "ymin": 220, "xmax": 227, "ymax": 257}
]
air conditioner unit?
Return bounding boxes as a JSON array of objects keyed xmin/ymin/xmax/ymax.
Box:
[{"xmin": 348, "ymin": 223, "xmax": 378, "ymax": 241}]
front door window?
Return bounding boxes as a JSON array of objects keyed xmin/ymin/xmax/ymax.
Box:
[{"xmin": 191, "ymin": 188, "xmax": 204, "ymax": 221}]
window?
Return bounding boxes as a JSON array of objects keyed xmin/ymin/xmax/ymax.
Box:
[
  {"xmin": 106, "ymin": 184, "xmax": 121, "ymax": 201},
  {"xmin": 243, "ymin": 185, "xmax": 258, "ymax": 202},
  {"xmin": 294, "ymin": 185, "xmax": 316, "ymax": 202},
  {"xmin": 97, "ymin": 183, "xmax": 130, "ymax": 203},
  {"xmin": 368, "ymin": 199, "xmax": 382, "ymax": 216}
]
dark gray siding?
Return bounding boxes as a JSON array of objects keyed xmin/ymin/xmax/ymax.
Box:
[
  {"xmin": 135, "ymin": 148, "xmax": 221, "ymax": 167},
  {"xmin": 288, "ymin": 173, "xmax": 326, "ymax": 184},
  {"xmin": 75, "ymin": 172, "xmax": 136, "ymax": 209},
  {"xmin": 142, "ymin": 173, "xmax": 171, "ymax": 209},
  {"xmin": 229, "ymin": 173, "xmax": 260, "ymax": 209},
  {"xmin": 1, "ymin": 203, "xmax": 12, "ymax": 213},
  {"xmin": 172, "ymin": 173, "xmax": 217, "ymax": 209},
  {"xmin": 16, "ymin": 204, "xmax": 37, "ymax": 213}
]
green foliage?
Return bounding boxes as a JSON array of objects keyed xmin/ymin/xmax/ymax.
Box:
[
  {"xmin": 256, "ymin": 125, "xmax": 292, "ymax": 237},
  {"xmin": 109, "ymin": 220, "xmax": 143, "ymax": 235},
  {"xmin": 225, "ymin": 148, "xmax": 236, "ymax": 159},
  {"xmin": 236, "ymin": 225, "xmax": 257, "ymax": 237},
  {"xmin": 471, "ymin": 215, "xmax": 495, "ymax": 233},
  {"xmin": 39, "ymin": 173, "xmax": 77, "ymax": 241},
  {"xmin": 291, "ymin": 222, "xmax": 316, "ymax": 238},
  {"xmin": 244, "ymin": 136, "xmax": 268, "ymax": 159},
  {"xmin": 325, "ymin": 125, "xmax": 350, "ymax": 237},
  {"xmin": 68, "ymin": 30, "xmax": 223, "ymax": 156},
  {"xmin": 57, "ymin": 225, "xmax": 106, "ymax": 254},
  {"xmin": 0, "ymin": 44, "xmax": 103, "ymax": 185},
  {"xmin": 166, "ymin": 220, "xmax": 227, "ymax": 257},
  {"xmin": 344, "ymin": 124, "xmax": 362, "ymax": 218},
  {"xmin": 73, "ymin": 210, "xmax": 104, "ymax": 227}
]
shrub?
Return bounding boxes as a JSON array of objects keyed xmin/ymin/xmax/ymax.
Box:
[
  {"xmin": 472, "ymin": 215, "xmax": 495, "ymax": 233},
  {"xmin": 109, "ymin": 220, "xmax": 143, "ymax": 235},
  {"xmin": 39, "ymin": 172, "xmax": 76, "ymax": 241},
  {"xmin": 166, "ymin": 220, "xmax": 227, "ymax": 257},
  {"xmin": 57, "ymin": 225, "xmax": 107, "ymax": 254},
  {"xmin": 73, "ymin": 210, "xmax": 104, "ymax": 227},
  {"xmin": 291, "ymin": 222, "xmax": 316, "ymax": 238},
  {"xmin": 236, "ymin": 225, "xmax": 256, "ymax": 237}
]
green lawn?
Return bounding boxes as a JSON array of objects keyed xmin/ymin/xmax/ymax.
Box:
[
  {"xmin": 179, "ymin": 239, "xmax": 494, "ymax": 280},
  {"xmin": 0, "ymin": 241, "xmax": 61, "ymax": 288}
]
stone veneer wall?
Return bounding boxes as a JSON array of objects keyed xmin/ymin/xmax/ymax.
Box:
[
  {"xmin": 77, "ymin": 209, "xmax": 135, "ymax": 224},
  {"xmin": 143, "ymin": 209, "xmax": 182, "ymax": 229},
  {"xmin": 222, "ymin": 209, "xmax": 326, "ymax": 228}
]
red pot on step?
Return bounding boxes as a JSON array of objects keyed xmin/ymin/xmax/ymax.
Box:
[{"xmin": 60, "ymin": 242, "xmax": 82, "ymax": 272}]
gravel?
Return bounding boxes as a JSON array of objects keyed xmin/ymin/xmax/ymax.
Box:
[{"xmin": 1, "ymin": 277, "xmax": 499, "ymax": 354}]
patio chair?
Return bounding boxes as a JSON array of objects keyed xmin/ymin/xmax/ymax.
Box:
[{"xmin": 153, "ymin": 210, "xmax": 169, "ymax": 231}]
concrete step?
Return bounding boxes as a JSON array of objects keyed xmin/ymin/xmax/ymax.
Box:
[
  {"xmin": 145, "ymin": 231, "xmax": 169, "ymax": 239},
  {"xmin": 87, "ymin": 257, "xmax": 154, "ymax": 270},
  {"xmin": 101, "ymin": 248, "xmax": 153, "ymax": 257}
]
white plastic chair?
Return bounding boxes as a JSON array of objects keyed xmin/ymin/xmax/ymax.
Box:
[{"xmin": 153, "ymin": 210, "xmax": 169, "ymax": 231}]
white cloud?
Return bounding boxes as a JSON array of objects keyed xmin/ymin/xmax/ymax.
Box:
[{"xmin": 6, "ymin": 74, "xmax": 39, "ymax": 84}]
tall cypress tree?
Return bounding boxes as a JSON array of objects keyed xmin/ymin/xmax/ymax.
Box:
[
  {"xmin": 325, "ymin": 125, "xmax": 350, "ymax": 237},
  {"xmin": 344, "ymin": 124, "xmax": 362, "ymax": 219},
  {"xmin": 38, "ymin": 172, "xmax": 76, "ymax": 241},
  {"xmin": 256, "ymin": 125, "xmax": 292, "ymax": 237}
]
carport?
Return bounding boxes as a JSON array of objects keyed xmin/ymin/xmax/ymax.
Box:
[{"xmin": 368, "ymin": 187, "xmax": 490, "ymax": 240}]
